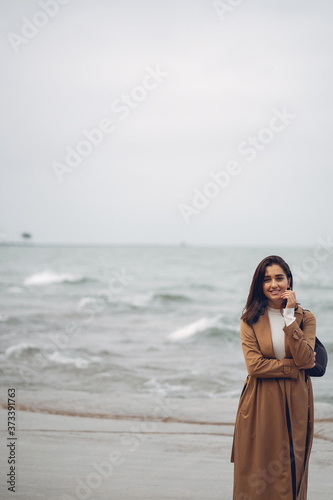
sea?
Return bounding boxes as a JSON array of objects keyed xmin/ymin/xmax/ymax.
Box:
[{"xmin": 1, "ymin": 244, "xmax": 332, "ymax": 420}]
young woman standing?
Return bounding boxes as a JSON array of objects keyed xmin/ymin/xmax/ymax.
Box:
[{"xmin": 231, "ymin": 255, "xmax": 316, "ymax": 500}]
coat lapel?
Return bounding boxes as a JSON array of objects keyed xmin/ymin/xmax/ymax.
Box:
[
  {"xmin": 253, "ymin": 307, "xmax": 275, "ymax": 358},
  {"xmin": 253, "ymin": 304, "xmax": 304, "ymax": 359}
]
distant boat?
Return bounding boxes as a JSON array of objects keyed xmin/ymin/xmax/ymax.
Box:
[
  {"xmin": 0, "ymin": 232, "xmax": 34, "ymax": 246},
  {"xmin": 21, "ymin": 232, "xmax": 32, "ymax": 241}
]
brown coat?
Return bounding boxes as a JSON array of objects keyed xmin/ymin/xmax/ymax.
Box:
[{"xmin": 231, "ymin": 304, "xmax": 316, "ymax": 500}]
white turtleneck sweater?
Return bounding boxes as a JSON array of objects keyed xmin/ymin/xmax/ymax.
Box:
[{"xmin": 267, "ymin": 306, "xmax": 296, "ymax": 359}]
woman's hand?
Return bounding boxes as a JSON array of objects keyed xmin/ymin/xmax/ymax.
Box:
[
  {"xmin": 299, "ymin": 351, "xmax": 316, "ymax": 370},
  {"xmin": 281, "ymin": 288, "xmax": 297, "ymax": 309}
]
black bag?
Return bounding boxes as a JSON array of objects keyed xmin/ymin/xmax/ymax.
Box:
[{"xmin": 300, "ymin": 308, "xmax": 328, "ymax": 377}]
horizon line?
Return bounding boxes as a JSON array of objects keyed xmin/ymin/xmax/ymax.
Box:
[{"xmin": 0, "ymin": 241, "xmax": 319, "ymax": 248}]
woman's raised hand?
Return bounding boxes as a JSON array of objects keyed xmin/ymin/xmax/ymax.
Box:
[{"xmin": 281, "ymin": 288, "xmax": 297, "ymax": 309}]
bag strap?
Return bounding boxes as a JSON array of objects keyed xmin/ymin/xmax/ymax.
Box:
[{"xmin": 299, "ymin": 307, "xmax": 310, "ymax": 330}]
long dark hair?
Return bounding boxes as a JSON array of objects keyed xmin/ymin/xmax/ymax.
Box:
[{"xmin": 241, "ymin": 255, "xmax": 294, "ymax": 325}]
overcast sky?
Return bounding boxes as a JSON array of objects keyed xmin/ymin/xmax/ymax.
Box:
[{"xmin": 1, "ymin": 0, "xmax": 332, "ymax": 245}]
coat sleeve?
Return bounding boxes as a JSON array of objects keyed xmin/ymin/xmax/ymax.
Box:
[
  {"xmin": 240, "ymin": 319, "xmax": 299, "ymax": 379},
  {"xmin": 283, "ymin": 310, "xmax": 316, "ymax": 366}
]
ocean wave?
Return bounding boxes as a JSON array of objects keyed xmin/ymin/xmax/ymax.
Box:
[
  {"xmin": 47, "ymin": 350, "xmax": 100, "ymax": 368},
  {"xmin": 76, "ymin": 292, "xmax": 153, "ymax": 311},
  {"xmin": 0, "ymin": 315, "xmax": 24, "ymax": 326},
  {"xmin": 126, "ymin": 292, "xmax": 154, "ymax": 308},
  {"xmin": 5, "ymin": 342, "xmax": 41, "ymax": 358},
  {"xmin": 77, "ymin": 297, "xmax": 99, "ymax": 310},
  {"xmin": 23, "ymin": 270, "xmax": 85, "ymax": 286},
  {"xmin": 76, "ymin": 290, "xmax": 193, "ymax": 311},
  {"xmin": 168, "ymin": 314, "xmax": 223, "ymax": 340},
  {"xmin": 119, "ymin": 291, "xmax": 192, "ymax": 309},
  {"xmin": 152, "ymin": 292, "xmax": 191, "ymax": 303},
  {"xmin": 143, "ymin": 378, "xmax": 192, "ymax": 396},
  {"xmin": 4, "ymin": 342, "xmax": 100, "ymax": 369}
]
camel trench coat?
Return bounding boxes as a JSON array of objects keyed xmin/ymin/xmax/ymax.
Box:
[{"xmin": 231, "ymin": 305, "xmax": 316, "ymax": 500}]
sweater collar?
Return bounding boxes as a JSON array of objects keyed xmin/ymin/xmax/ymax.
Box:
[{"xmin": 252, "ymin": 304, "xmax": 303, "ymax": 358}]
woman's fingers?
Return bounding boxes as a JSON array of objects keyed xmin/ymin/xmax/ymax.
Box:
[{"xmin": 280, "ymin": 290, "xmax": 297, "ymax": 308}]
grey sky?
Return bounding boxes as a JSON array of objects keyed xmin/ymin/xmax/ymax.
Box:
[{"xmin": 1, "ymin": 0, "xmax": 332, "ymax": 245}]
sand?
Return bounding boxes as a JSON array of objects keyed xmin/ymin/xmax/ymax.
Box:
[{"xmin": 0, "ymin": 397, "xmax": 332, "ymax": 500}]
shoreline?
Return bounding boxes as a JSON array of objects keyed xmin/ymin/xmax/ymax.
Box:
[{"xmin": 0, "ymin": 395, "xmax": 333, "ymax": 499}]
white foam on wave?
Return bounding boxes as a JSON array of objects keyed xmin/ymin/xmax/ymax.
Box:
[
  {"xmin": 143, "ymin": 377, "xmax": 191, "ymax": 396},
  {"xmin": 76, "ymin": 292, "xmax": 154, "ymax": 312},
  {"xmin": 77, "ymin": 297, "xmax": 97, "ymax": 310},
  {"xmin": 47, "ymin": 351, "xmax": 93, "ymax": 368},
  {"xmin": 5, "ymin": 342, "xmax": 100, "ymax": 369},
  {"xmin": 24, "ymin": 271, "xmax": 80, "ymax": 286},
  {"xmin": 168, "ymin": 314, "xmax": 222, "ymax": 340},
  {"xmin": 5, "ymin": 342, "xmax": 37, "ymax": 357}
]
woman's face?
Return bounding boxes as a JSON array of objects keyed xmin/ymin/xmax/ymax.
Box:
[{"xmin": 262, "ymin": 264, "xmax": 291, "ymax": 308}]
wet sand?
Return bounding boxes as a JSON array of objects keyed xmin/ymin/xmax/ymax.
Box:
[{"xmin": 0, "ymin": 397, "xmax": 332, "ymax": 500}]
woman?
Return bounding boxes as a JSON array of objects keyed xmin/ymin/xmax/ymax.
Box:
[{"xmin": 231, "ymin": 255, "xmax": 316, "ymax": 500}]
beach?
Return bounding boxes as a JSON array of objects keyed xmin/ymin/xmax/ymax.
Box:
[
  {"xmin": 1, "ymin": 245, "xmax": 333, "ymax": 498},
  {"xmin": 1, "ymin": 393, "xmax": 333, "ymax": 500},
  {"xmin": 1, "ymin": 0, "xmax": 333, "ymax": 494}
]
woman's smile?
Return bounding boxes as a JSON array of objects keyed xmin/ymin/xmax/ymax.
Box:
[{"xmin": 262, "ymin": 264, "xmax": 291, "ymax": 308}]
